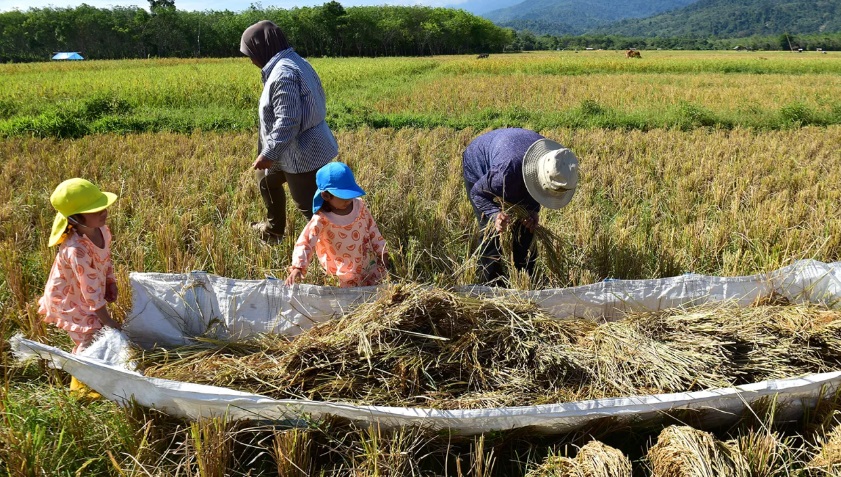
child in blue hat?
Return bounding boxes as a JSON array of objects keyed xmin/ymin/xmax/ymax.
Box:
[{"xmin": 285, "ymin": 162, "xmax": 389, "ymax": 288}]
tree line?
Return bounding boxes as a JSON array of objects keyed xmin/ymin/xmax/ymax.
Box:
[
  {"xmin": 510, "ymin": 30, "xmax": 841, "ymax": 52},
  {"xmin": 3, "ymin": 0, "xmax": 839, "ymax": 63},
  {"xmin": 0, "ymin": 1, "xmax": 514, "ymax": 62}
]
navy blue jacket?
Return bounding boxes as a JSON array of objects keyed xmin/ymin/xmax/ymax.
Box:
[{"xmin": 462, "ymin": 128, "xmax": 543, "ymax": 218}]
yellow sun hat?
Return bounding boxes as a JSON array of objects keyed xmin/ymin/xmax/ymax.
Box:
[{"xmin": 48, "ymin": 178, "xmax": 118, "ymax": 247}]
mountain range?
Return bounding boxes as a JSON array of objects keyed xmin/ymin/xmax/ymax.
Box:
[
  {"xmin": 451, "ymin": 0, "xmax": 841, "ymax": 38},
  {"xmin": 602, "ymin": 0, "xmax": 841, "ymax": 38},
  {"xmin": 447, "ymin": 0, "xmax": 521, "ymax": 16}
]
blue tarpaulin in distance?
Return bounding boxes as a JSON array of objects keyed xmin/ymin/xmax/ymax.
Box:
[{"xmin": 51, "ymin": 52, "xmax": 84, "ymax": 60}]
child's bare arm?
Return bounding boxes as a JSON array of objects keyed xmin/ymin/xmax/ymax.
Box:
[
  {"xmin": 95, "ymin": 306, "xmax": 121, "ymax": 330},
  {"xmin": 285, "ymin": 267, "xmax": 304, "ymax": 286}
]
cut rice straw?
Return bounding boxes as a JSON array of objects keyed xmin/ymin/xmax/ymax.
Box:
[
  {"xmin": 492, "ymin": 199, "xmax": 573, "ymax": 286},
  {"xmin": 137, "ymin": 284, "xmax": 841, "ymax": 409},
  {"xmin": 808, "ymin": 419, "xmax": 841, "ymax": 473},
  {"xmin": 647, "ymin": 426, "xmax": 749, "ymax": 477},
  {"xmin": 527, "ymin": 440, "xmax": 632, "ymax": 477}
]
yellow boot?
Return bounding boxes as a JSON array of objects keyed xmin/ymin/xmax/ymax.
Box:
[{"xmin": 69, "ymin": 376, "xmax": 102, "ymax": 401}]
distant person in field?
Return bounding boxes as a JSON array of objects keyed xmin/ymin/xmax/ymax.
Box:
[
  {"xmin": 462, "ymin": 128, "xmax": 579, "ymax": 286},
  {"xmin": 39, "ymin": 179, "xmax": 122, "ymax": 396},
  {"xmin": 285, "ymin": 162, "xmax": 389, "ymax": 288},
  {"xmin": 240, "ymin": 20, "xmax": 339, "ymax": 244}
]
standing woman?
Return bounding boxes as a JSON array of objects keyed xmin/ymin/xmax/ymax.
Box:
[{"xmin": 240, "ymin": 20, "xmax": 339, "ymax": 243}]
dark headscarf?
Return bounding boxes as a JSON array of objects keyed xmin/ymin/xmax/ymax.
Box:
[{"xmin": 240, "ymin": 20, "xmax": 290, "ymax": 68}]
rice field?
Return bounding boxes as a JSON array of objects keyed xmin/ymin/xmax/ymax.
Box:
[
  {"xmin": 2, "ymin": 51, "xmax": 841, "ymax": 137},
  {"xmin": 2, "ymin": 50, "xmax": 841, "ymax": 475}
]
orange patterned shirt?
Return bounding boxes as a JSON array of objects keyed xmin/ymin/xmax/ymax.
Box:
[
  {"xmin": 38, "ymin": 226, "xmax": 115, "ymax": 334},
  {"xmin": 291, "ymin": 198, "xmax": 387, "ymax": 287}
]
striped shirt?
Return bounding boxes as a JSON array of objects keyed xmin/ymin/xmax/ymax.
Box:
[{"xmin": 259, "ymin": 48, "xmax": 339, "ymax": 174}]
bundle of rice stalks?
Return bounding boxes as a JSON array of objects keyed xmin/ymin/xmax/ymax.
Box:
[
  {"xmin": 350, "ymin": 424, "xmax": 429, "ymax": 477},
  {"xmin": 576, "ymin": 301, "xmax": 841, "ymax": 397},
  {"xmin": 527, "ymin": 441, "xmax": 632, "ymax": 477},
  {"xmin": 276, "ymin": 284, "xmax": 597, "ymax": 407},
  {"xmin": 272, "ymin": 428, "xmax": 315, "ymax": 477},
  {"xmin": 188, "ymin": 417, "xmax": 235, "ymax": 477},
  {"xmin": 808, "ymin": 422, "xmax": 841, "ymax": 473},
  {"xmin": 136, "ymin": 286, "xmax": 841, "ymax": 409},
  {"xmin": 492, "ymin": 200, "xmax": 574, "ymax": 283},
  {"xmin": 141, "ymin": 284, "xmax": 596, "ymax": 408},
  {"xmin": 646, "ymin": 426, "xmax": 749, "ymax": 477},
  {"xmin": 581, "ymin": 316, "xmax": 732, "ymax": 396},
  {"xmin": 723, "ymin": 305, "xmax": 838, "ymax": 382},
  {"xmin": 729, "ymin": 428, "xmax": 803, "ymax": 477},
  {"xmin": 810, "ymin": 319, "xmax": 841, "ymax": 365},
  {"xmin": 135, "ymin": 334, "xmax": 292, "ymax": 394},
  {"xmin": 634, "ymin": 303, "xmax": 841, "ymax": 385}
]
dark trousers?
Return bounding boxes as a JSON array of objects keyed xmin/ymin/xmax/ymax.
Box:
[
  {"xmin": 256, "ymin": 168, "xmax": 319, "ymax": 236},
  {"xmin": 464, "ymin": 179, "xmax": 536, "ymax": 286}
]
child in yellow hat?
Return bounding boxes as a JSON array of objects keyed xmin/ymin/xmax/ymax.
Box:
[{"xmin": 38, "ymin": 178, "xmax": 122, "ymax": 356}]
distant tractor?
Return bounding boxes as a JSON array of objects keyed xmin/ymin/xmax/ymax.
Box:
[{"xmin": 626, "ymin": 49, "xmax": 641, "ymax": 58}]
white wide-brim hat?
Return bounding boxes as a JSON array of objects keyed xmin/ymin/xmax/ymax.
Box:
[{"xmin": 522, "ymin": 139, "xmax": 579, "ymax": 209}]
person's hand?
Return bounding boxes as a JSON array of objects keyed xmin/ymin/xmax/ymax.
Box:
[
  {"xmin": 285, "ymin": 267, "xmax": 303, "ymax": 286},
  {"xmin": 521, "ymin": 212, "xmax": 539, "ymax": 233},
  {"xmin": 252, "ymin": 155, "xmax": 273, "ymax": 170},
  {"xmin": 493, "ymin": 212, "xmax": 511, "ymax": 233},
  {"xmin": 105, "ymin": 282, "xmax": 118, "ymax": 303},
  {"xmin": 95, "ymin": 306, "xmax": 122, "ymax": 331}
]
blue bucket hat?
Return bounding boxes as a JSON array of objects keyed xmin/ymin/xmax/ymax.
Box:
[{"xmin": 312, "ymin": 162, "xmax": 366, "ymax": 214}]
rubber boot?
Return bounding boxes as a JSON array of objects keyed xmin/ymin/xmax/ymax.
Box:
[
  {"xmin": 70, "ymin": 376, "xmax": 102, "ymax": 401},
  {"xmin": 255, "ymin": 169, "xmax": 287, "ymax": 241}
]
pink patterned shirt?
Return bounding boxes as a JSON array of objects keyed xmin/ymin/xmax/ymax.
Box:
[
  {"xmin": 291, "ymin": 198, "xmax": 387, "ymax": 287},
  {"xmin": 38, "ymin": 226, "xmax": 115, "ymax": 334}
]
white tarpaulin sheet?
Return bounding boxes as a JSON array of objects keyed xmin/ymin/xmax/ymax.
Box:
[{"xmin": 12, "ymin": 259, "xmax": 841, "ymax": 435}]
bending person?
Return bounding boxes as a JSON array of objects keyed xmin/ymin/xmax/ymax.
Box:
[
  {"xmin": 241, "ymin": 20, "xmax": 339, "ymax": 244},
  {"xmin": 462, "ymin": 128, "xmax": 579, "ymax": 286}
]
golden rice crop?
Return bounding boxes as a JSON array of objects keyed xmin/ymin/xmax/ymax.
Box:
[
  {"xmin": 808, "ymin": 418, "xmax": 841, "ymax": 473},
  {"xmin": 647, "ymin": 426, "xmax": 749, "ymax": 477},
  {"xmin": 374, "ymin": 71, "xmax": 841, "ymax": 119},
  {"xmin": 527, "ymin": 440, "xmax": 632, "ymax": 477},
  {"xmin": 2, "ymin": 126, "xmax": 841, "ymax": 340},
  {"xmin": 3, "ymin": 52, "xmax": 838, "ymax": 124},
  {"xmin": 730, "ymin": 427, "xmax": 803, "ymax": 477}
]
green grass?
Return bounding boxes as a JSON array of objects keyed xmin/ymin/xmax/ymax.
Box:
[
  {"xmin": 0, "ymin": 379, "xmax": 136, "ymax": 476},
  {"xmin": 2, "ymin": 51, "xmax": 841, "ymax": 137}
]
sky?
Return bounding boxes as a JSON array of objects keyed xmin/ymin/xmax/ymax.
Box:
[{"xmin": 0, "ymin": 0, "xmax": 467, "ymax": 12}]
